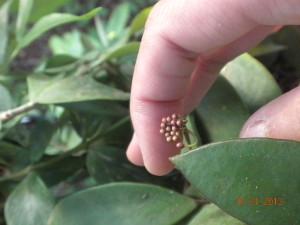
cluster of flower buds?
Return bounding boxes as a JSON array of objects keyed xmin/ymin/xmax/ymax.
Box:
[{"xmin": 160, "ymin": 113, "xmax": 187, "ymax": 149}]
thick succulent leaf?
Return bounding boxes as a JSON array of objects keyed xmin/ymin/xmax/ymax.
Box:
[
  {"xmin": 173, "ymin": 138, "xmax": 300, "ymax": 225},
  {"xmin": 195, "ymin": 76, "xmax": 249, "ymax": 142},
  {"xmin": 47, "ymin": 182, "xmax": 196, "ymax": 225},
  {"xmin": 221, "ymin": 53, "xmax": 281, "ymax": 112},
  {"xmin": 27, "ymin": 74, "xmax": 130, "ymax": 104},
  {"xmin": 12, "ymin": 7, "xmax": 102, "ymax": 58},
  {"xmin": 5, "ymin": 173, "xmax": 55, "ymax": 225},
  {"xmin": 188, "ymin": 204, "xmax": 245, "ymax": 225}
]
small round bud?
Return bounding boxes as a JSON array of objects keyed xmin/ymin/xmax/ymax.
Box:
[
  {"xmin": 172, "ymin": 126, "xmax": 177, "ymax": 131},
  {"xmin": 160, "ymin": 129, "xmax": 164, "ymax": 134},
  {"xmin": 170, "ymin": 131, "xmax": 175, "ymax": 136},
  {"xmin": 172, "ymin": 136, "xmax": 178, "ymax": 141},
  {"xmin": 172, "ymin": 113, "xmax": 177, "ymax": 119},
  {"xmin": 167, "ymin": 117, "xmax": 171, "ymax": 122},
  {"xmin": 176, "ymin": 142, "xmax": 184, "ymax": 148},
  {"xmin": 165, "ymin": 132, "xmax": 170, "ymax": 137},
  {"xmin": 170, "ymin": 120, "xmax": 176, "ymax": 125},
  {"xmin": 175, "ymin": 131, "xmax": 180, "ymax": 136},
  {"xmin": 160, "ymin": 123, "xmax": 166, "ymax": 128},
  {"xmin": 166, "ymin": 137, "xmax": 172, "ymax": 142},
  {"xmin": 176, "ymin": 120, "xmax": 182, "ymax": 126},
  {"xmin": 166, "ymin": 126, "xmax": 171, "ymax": 132},
  {"xmin": 162, "ymin": 117, "xmax": 167, "ymax": 123}
]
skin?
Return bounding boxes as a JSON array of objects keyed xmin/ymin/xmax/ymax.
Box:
[{"xmin": 126, "ymin": 0, "xmax": 300, "ymax": 176}]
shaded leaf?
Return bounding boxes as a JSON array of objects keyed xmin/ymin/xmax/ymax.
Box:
[
  {"xmin": 188, "ymin": 204, "xmax": 245, "ymax": 225},
  {"xmin": 87, "ymin": 146, "xmax": 149, "ymax": 184},
  {"xmin": 5, "ymin": 173, "xmax": 55, "ymax": 225},
  {"xmin": 27, "ymin": 74, "xmax": 130, "ymax": 104},
  {"xmin": 0, "ymin": 141, "xmax": 29, "ymax": 171},
  {"xmin": 37, "ymin": 156, "xmax": 84, "ymax": 187},
  {"xmin": 250, "ymin": 41, "xmax": 285, "ymax": 57},
  {"xmin": 62, "ymin": 100, "xmax": 128, "ymax": 117},
  {"xmin": 221, "ymin": 53, "xmax": 281, "ymax": 112},
  {"xmin": 0, "ymin": 84, "xmax": 13, "ymax": 112},
  {"xmin": 173, "ymin": 138, "xmax": 300, "ymax": 225},
  {"xmin": 45, "ymin": 122, "xmax": 82, "ymax": 155},
  {"xmin": 28, "ymin": 116, "xmax": 56, "ymax": 162},
  {"xmin": 16, "ymin": 0, "xmax": 33, "ymax": 41},
  {"xmin": 195, "ymin": 76, "xmax": 249, "ymax": 142},
  {"xmin": 0, "ymin": 0, "xmax": 12, "ymax": 65},
  {"xmin": 47, "ymin": 182, "xmax": 196, "ymax": 225}
]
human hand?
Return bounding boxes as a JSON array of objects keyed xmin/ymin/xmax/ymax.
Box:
[{"xmin": 127, "ymin": 0, "xmax": 300, "ymax": 176}]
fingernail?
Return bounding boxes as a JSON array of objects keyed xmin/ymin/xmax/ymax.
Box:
[{"xmin": 240, "ymin": 120, "xmax": 268, "ymax": 138}]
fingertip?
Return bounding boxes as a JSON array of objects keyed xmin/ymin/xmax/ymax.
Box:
[
  {"xmin": 126, "ymin": 135, "xmax": 144, "ymax": 167},
  {"xmin": 144, "ymin": 159, "xmax": 175, "ymax": 176}
]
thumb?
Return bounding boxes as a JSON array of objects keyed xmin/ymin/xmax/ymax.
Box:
[{"xmin": 240, "ymin": 85, "xmax": 300, "ymax": 141}]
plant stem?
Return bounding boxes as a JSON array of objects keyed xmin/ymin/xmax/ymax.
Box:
[{"xmin": 0, "ymin": 101, "xmax": 37, "ymax": 122}]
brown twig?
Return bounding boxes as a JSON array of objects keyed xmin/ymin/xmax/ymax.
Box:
[{"xmin": 0, "ymin": 101, "xmax": 37, "ymax": 122}]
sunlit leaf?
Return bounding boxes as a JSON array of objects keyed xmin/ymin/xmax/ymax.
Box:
[{"xmin": 27, "ymin": 74, "xmax": 130, "ymax": 104}]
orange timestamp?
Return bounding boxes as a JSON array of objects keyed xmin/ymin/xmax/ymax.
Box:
[{"xmin": 236, "ymin": 197, "xmax": 285, "ymax": 206}]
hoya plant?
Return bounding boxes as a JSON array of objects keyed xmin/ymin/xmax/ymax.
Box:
[{"xmin": 0, "ymin": 0, "xmax": 299, "ymax": 224}]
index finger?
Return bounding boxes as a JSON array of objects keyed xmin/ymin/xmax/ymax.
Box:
[{"xmin": 130, "ymin": 0, "xmax": 300, "ymax": 175}]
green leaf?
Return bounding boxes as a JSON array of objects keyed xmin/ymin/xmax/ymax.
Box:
[
  {"xmin": 272, "ymin": 27, "xmax": 300, "ymax": 72},
  {"xmin": 0, "ymin": 141, "xmax": 29, "ymax": 171},
  {"xmin": 172, "ymin": 138, "xmax": 300, "ymax": 225},
  {"xmin": 61, "ymin": 101, "xmax": 128, "ymax": 117},
  {"xmin": 91, "ymin": 42, "xmax": 140, "ymax": 67},
  {"xmin": 37, "ymin": 156, "xmax": 84, "ymax": 186},
  {"xmin": 106, "ymin": 3, "xmax": 131, "ymax": 39},
  {"xmin": 27, "ymin": 74, "xmax": 130, "ymax": 104},
  {"xmin": 12, "ymin": 7, "xmax": 102, "ymax": 58},
  {"xmin": 195, "ymin": 76, "xmax": 249, "ymax": 142},
  {"xmin": 16, "ymin": 0, "xmax": 33, "ymax": 41},
  {"xmin": 188, "ymin": 204, "xmax": 245, "ymax": 225},
  {"xmin": 86, "ymin": 146, "xmax": 150, "ymax": 184},
  {"xmin": 0, "ymin": 84, "xmax": 13, "ymax": 112},
  {"xmin": 49, "ymin": 30, "xmax": 84, "ymax": 58},
  {"xmin": 47, "ymin": 182, "xmax": 196, "ymax": 225},
  {"xmin": 5, "ymin": 173, "xmax": 55, "ymax": 225},
  {"xmin": 221, "ymin": 53, "xmax": 282, "ymax": 112},
  {"xmin": 45, "ymin": 122, "xmax": 82, "ymax": 155},
  {"xmin": 28, "ymin": 117, "xmax": 56, "ymax": 162},
  {"xmin": 0, "ymin": 0, "xmax": 12, "ymax": 65},
  {"xmin": 129, "ymin": 7, "xmax": 152, "ymax": 35},
  {"xmin": 249, "ymin": 41, "xmax": 285, "ymax": 57}
]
